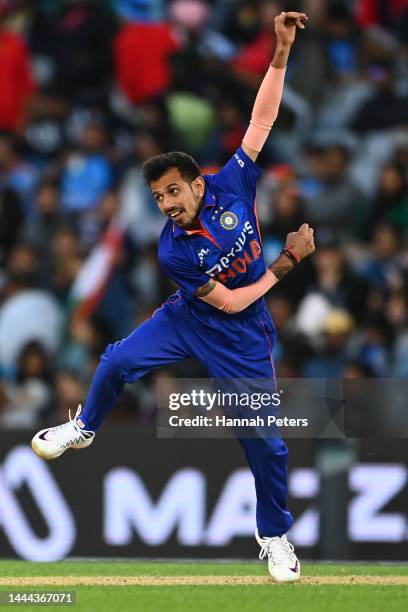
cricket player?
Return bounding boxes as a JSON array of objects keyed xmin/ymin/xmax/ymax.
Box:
[{"xmin": 32, "ymin": 11, "xmax": 315, "ymax": 582}]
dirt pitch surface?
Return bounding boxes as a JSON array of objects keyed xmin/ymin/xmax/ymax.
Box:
[{"xmin": 1, "ymin": 575, "xmax": 407, "ymax": 587}]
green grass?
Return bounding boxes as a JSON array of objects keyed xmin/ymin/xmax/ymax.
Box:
[{"xmin": 0, "ymin": 561, "xmax": 407, "ymax": 612}]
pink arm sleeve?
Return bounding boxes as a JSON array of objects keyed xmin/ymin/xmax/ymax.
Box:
[
  {"xmin": 242, "ymin": 66, "xmax": 286, "ymax": 152},
  {"xmin": 199, "ymin": 269, "xmax": 278, "ymax": 314}
]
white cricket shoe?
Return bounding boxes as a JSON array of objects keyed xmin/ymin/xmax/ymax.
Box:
[
  {"xmin": 31, "ymin": 405, "xmax": 95, "ymax": 460},
  {"xmin": 256, "ymin": 529, "xmax": 300, "ymax": 582}
]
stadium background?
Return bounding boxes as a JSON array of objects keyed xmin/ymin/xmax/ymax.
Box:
[{"xmin": 0, "ymin": 0, "xmax": 406, "ymax": 562}]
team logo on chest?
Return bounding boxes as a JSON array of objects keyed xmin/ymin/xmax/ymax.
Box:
[
  {"xmin": 220, "ymin": 211, "xmax": 238, "ymax": 230},
  {"xmin": 205, "ymin": 220, "xmax": 262, "ymax": 282}
]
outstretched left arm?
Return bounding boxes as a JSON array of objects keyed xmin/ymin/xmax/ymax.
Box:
[{"xmin": 242, "ymin": 11, "xmax": 308, "ymax": 162}]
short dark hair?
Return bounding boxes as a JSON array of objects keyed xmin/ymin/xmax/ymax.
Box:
[{"xmin": 142, "ymin": 152, "xmax": 201, "ymax": 185}]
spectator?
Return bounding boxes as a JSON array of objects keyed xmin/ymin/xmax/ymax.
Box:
[
  {"xmin": 60, "ymin": 117, "xmax": 114, "ymax": 214},
  {"xmin": 302, "ymin": 309, "xmax": 354, "ymax": 378},
  {"xmin": 348, "ymin": 312, "xmax": 391, "ymax": 375},
  {"xmin": 357, "ymin": 222, "xmax": 403, "ymax": 291},
  {"xmin": 0, "ymin": 132, "xmax": 38, "ymax": 216},
  {"xmin": 265, "ymin": 168, "xmax": 307, "ymax": 240},
  {"xmin": 119, "ymin": 132, "xmax": 168, "ymax": 246},
  {"xmin": 0, "ymin": 341, "xmax": 54, "ymax": 429},
  {"xmin": 54, "ymin": 369, "xmax": 84, "ymax": 424},
  {"xmin": 356, "ymin": 0, "xmax": 408, "ymax": 32},
  {"xmin": 59, "ymin": 313, "xmax": 102, "ymax": 380},
  {"xmin": 23, "ymin": 89, "xmax": 69, "ymax": 163},
  {"xmin": 232, "ymin": 0, "xmax": 279, "ymax": 86},
  {"xmin": 364, "ymin": 162, "xmax": 408, "ymax": 238},
  {"xmin": 221, "ymin": 0, "xmax": 261, "ymax": 46},
  {"xmin": 50, "ymin": 226, "xmax": 83, "ymax": 301},
  {"xmin": 47, "ymin": 0, "xmax": 115, "ymax": 104},
  {"xmin": 351, "ymin": 60, "xmax": 408, "ymax": 133},
  {"xmin": 301, "ymin": 144, "xmax": 364, "ymax": 239},
  {"xmin": 4, "ymin": 241, "xmax": 41, "ymax": 286},
  {"xmin": 266, "ymin": 291, "xmax": 311, "ymax": 369},
  {"xmin": 0, "ymin": 244, "xmax": 63, "ymax": 374},
  {"xmin": 0, "ymin": 5, "xmax": 35, "ymax": 131},
  {"xmin": 23, "ymin": 179, "xmax": 62, "ymax": 270},
  {"xmin": 325, "ymin": 2, "xmax": 360, "ymax": 78},
  {"xmin": 0, "ymin": 187, "xmax": 23, "ymax": 265},
  {"xmin": 296, "ymin": 231, "xmax": 369, "ymax": 337},
  {"xmin": 113, "ymin": 0, "xmax": 180, "ymax": 105}
]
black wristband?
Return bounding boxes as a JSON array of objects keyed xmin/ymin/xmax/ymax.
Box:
[{"xmin": 280, "ymin": 248, "xmax": 298, "ymax": 266}]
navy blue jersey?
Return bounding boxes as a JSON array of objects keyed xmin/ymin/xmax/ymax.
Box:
[{"xmin": 158, "ymin": 147, "xmax": 266, "ymax": 314}]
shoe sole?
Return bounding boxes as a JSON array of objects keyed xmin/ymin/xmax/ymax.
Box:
[
  {"xmin": 31, "ymin": 438, "xmax": 65, "ymax": 461},
  {"xmin": 31, "ymin": 437, "xmax": 92, "ymax": 461},
  {"xmin": 270, "ymin": 573, "xmax": 300, "ymax": 583}
]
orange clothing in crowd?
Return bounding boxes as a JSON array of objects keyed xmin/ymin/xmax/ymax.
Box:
[
  {"xmin": 356, "ymin": 0, "xmax": 408, "ymax": 27},
  {"xmin": 0, "ymin": 30, "xmax": 35, "ymax": 131},
  {"xmin": 114, "ymin": 22, "xmax": 179, "ymax": 104},
  {"xmin": 233, "ymin": 29, "xmax": 277, "ymax": 78}
]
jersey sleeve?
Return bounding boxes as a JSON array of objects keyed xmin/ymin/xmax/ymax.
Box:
[
  {"xmin": 160, "ymin": 251, "xmax": 210, "ymax": 296},
  {"xmin": 211, "ymin": 146, "xmax": 263, "ymax": 200}
]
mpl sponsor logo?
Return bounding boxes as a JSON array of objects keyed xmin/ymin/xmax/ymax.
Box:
[
  {"xmin": 103, "ymin": 465, "xmax": 407, "ymax": 547},
  {"xmin": 0, "ymin": 446, "xmax": 406, "ymax": 559},
  {"xmin": 0, "ymin": 446, "xmax": 75, "ymax": 561}
]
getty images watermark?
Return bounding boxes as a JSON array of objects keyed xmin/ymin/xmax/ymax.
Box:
[
  {"xmin": 167, "ymin": 388, "xmax": 308, "ymax": 430},
  {"xmin": 156, "ymin": 378, "xmax": 408, "ymax": 439}
]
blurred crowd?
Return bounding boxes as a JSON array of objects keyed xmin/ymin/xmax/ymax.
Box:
[{"xmin": 0, "ymin": 0, "xmax": 408, "ymax": 429}]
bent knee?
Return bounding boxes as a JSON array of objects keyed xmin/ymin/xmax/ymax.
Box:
[{"xmin": 101, "ymin": 340, "xmax": 133, "ymax": 374}]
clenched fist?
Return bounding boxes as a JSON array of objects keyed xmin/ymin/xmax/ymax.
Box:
[{"xmin": 285, "ymin": 223, "xmax": 315, "ymax": 261}]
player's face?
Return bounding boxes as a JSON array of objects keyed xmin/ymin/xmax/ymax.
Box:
[{"xmin": 151, "ymin": 168, "xmax": 205, "ymax": 228}]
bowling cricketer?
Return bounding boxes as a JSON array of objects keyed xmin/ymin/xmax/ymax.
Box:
[{"xmin": 32, "ymin": 11, "xmax": 315, "ymax": 582}]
